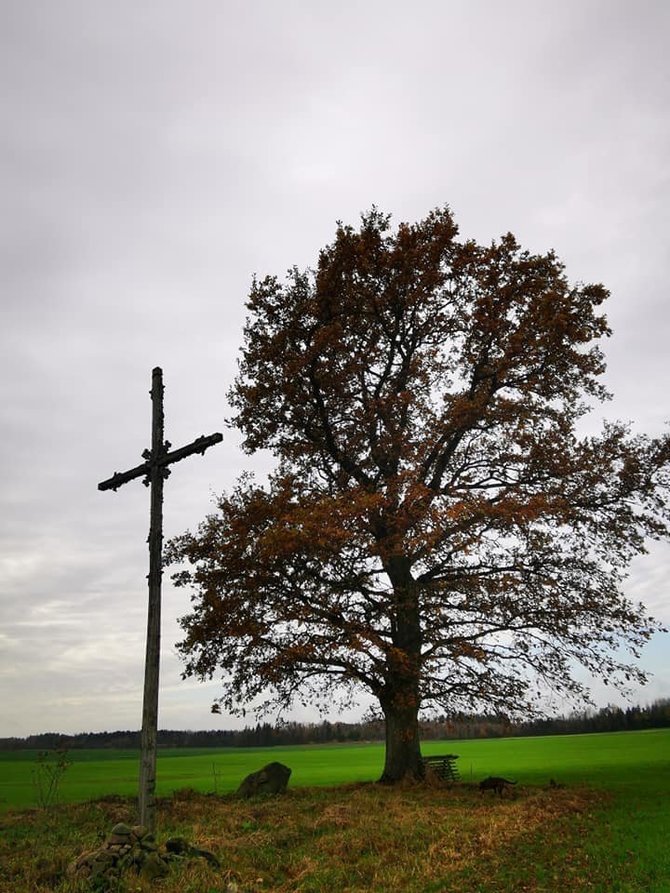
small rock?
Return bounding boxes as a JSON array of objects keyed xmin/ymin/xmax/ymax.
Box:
[
  {"xmin": 165, "ymin": 837, "xmax": 191, "ymax": 855},
  {"xmin": 108, "ymin": 834, "xmax": 130, "ymax": 845},
  {"xmin": 140, "ymin": 851, "xmax": 170, "ymax": 880}
]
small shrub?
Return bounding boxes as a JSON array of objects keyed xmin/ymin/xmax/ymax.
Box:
[{"xmin": 31, "ymin": 744, "xmax": 71, "ymax": 809}]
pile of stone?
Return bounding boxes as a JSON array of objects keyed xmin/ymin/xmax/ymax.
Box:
[
  {"xmin": 68, "ymin": 822, "xmax": 220, "ymax": 885},
  {"xmin": 68, "ymin": 763, "xmax": 291, "ymax": 888}
]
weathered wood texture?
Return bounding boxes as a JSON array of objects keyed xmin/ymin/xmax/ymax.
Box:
[
  {"xmin": 98, "ymin": 367, "xmax": 222, "ymax": 831},
  {"xmin": 420, "ymin": 754, "xmax": 460, "ymax": 781}
]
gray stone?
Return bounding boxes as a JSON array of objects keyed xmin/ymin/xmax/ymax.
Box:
[
  {"xmin": 237, "ymin": 761, "xmax": 292, "ymax": 798},
  {"xmin": 140, "ymin": 851, "xmax": 170, "ymax": 880}
]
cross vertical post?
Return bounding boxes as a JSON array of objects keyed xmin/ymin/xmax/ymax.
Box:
[
  {"xmin": 139, "ymin": 367, "xmax": 165, "ymax": 831},
  {"xmin": 98, "ymin": 367, "xmax": 222, "ymax": 832}
]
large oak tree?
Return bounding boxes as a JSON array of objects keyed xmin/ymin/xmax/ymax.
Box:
[{"xmin": 167, "ymin": 207, "xmax": 670, "ymax": 782}]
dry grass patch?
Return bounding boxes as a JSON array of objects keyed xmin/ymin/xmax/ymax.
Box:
[{"xmin": 0, "ymin": 782, "xmax": 611, "ymax": 893}]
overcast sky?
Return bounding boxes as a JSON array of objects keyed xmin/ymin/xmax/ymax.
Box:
[{"xmin": 1, "ymin": 0, "xmax": 668, "ymax": 738}]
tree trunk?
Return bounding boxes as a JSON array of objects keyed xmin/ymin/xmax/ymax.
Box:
[
  {"xmin": 377, "ymin": 554, "xmax": 424, "ymax": 783},
  {"xmin": 379, "ymin": 692, "xmax": 423, "ymax": 783}
]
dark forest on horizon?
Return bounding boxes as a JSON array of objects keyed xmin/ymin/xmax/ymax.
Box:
[{"xmin": 2, "ymin": 698, "xmax": 668, "ymax": 751}]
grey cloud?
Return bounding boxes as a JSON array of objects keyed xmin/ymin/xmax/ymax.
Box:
[{"xmin": 1, "ymin": 0, "xmax": 668, "ymax": 736}]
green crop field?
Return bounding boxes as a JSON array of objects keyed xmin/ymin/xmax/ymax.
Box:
[
  {"xmin": 1, "ymin": 729, "xmax": 669, "ymax": 891},
  {"xmin": 2, "ymin": 728, "xmax": 667, "ymax": 810}
]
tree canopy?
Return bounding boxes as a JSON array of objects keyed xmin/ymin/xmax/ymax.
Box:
[{"xmin": 167, "ymin": 207, "xmax": 670, "ymax": 781}]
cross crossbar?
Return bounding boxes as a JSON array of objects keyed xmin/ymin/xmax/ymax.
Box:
[{"xmin": 98, "ymin": 433, "xmax": 223, "ymax": 491}]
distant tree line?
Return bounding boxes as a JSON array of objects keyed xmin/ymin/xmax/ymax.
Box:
[
  {"xmin": 427, "ymin": 697, "xmax": 670, "ymax": 739},
  {"xmin": 2, "ymin": 698, "xmax": 668, "ymax": 751}
]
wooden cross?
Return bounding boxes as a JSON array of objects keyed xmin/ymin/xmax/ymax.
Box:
[{"xmin": 98, "ymin": 367, "xmax": 222, "ymax": 831}]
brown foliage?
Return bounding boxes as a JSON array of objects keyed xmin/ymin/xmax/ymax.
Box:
[{"xmin": 167, "ymin": 206, "xmax": 670, "ymax": 779}]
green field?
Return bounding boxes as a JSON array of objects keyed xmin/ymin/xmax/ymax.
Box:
[
  {"xmin": 0, "ymin": 729, "xmax": 670, "ymax": 811},
  {"xmin": 1, "ymin": 727, "xmax": 668, "ymax": 811},
  {"xmin": 1, "ymin": 729, "xmax": 669, "ymax": 891}
]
